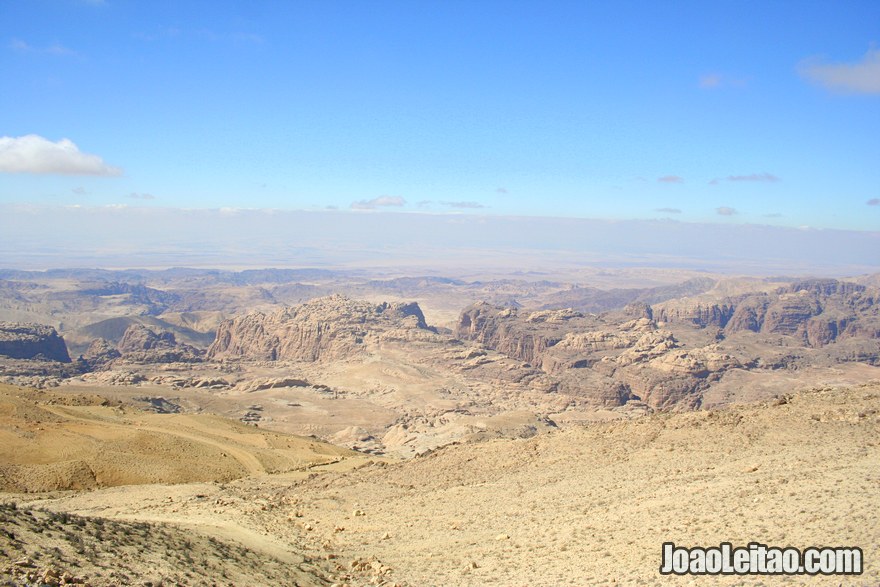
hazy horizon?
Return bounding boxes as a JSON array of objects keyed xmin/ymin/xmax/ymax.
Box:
[{"xmin": 1, "ymin": 204, "xmax": 878, "ymax": 276}]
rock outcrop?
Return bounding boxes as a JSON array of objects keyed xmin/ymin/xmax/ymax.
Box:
[
  {"xmin": 652, "ymin": 302, "xmax": 736, "ymax": 328},
  {"xmin": 455, "ymin": 303, "xmax": 591, "ymax": 369},
  {"xmin": 652, "ymin": 279, "xmax": 879, "ymax": 348},
  {"xmin": 455, "ymin": 303, "xmax": 721, "ymax": 409},
  {"xmin": 116, "ymin": 324, "xmax": 203, "ymax": 363},
  {"xmin": 723, "ymin": 295, "xmax": 770, "ymax": 333},
  {"xmin": 0, "ymin": 323, "xmax": 70, "ymax": 362},
  {"xmin": 207, "ymin": 295, "xmax": 434, "ymax": 362},
  {"xmin": 81, "ymin": 338, "xmax": 121, "ymax": 369}
]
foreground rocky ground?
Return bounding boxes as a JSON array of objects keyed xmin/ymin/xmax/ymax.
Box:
[{"xmin": 3, "ymin": 382, "xmax": 878, "ymax": 586}]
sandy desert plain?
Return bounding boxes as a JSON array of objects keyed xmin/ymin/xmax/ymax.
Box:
[{"xmin": 0, "ymin": 265, "xmax": 878, "ymax": 586}]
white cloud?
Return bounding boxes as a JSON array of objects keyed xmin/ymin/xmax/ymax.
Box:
[
  {"xmin": 0, "ymin": 135, "xmax": 122, "ymax": 176},
  {"xmin": 799, "ymin": 48, "xmax": 880, "ymax": 94},
  {"xmin": 716, "ymin": 206, "xmax": 737, "ymax": 216},
  {"xmin": 9, "ymin": 39, "xmax": 76, "ymax": 57},
  {"xmin": 657, "ymin": 175, "xmax": 684, "ymax": 184},
  {"xmin": 350, "ymin": 195, "xmax": 406, "ymax": 210},
  {"xmin": 127, "ymin": 192, "xmax": 156, "ymax": 200}
]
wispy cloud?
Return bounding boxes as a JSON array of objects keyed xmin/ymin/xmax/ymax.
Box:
[
  {"xmin": 441, "ymin": 201, "xmax": 486, "ymax": 209},
  {"xmin": 710, "ymin": 172, "xmax": 780, "ymax": 185},
  {"xmin": 350, "ymin": 195, "xmax": 406, "ymax": 210},
  {"xmin": 72, "ymin": 186, "xmax": 89, "ymax": 195},
  {"xmin": 0, "ymin": 135, "xmax": 122, "ymax": 176},
  {"xmin": 868, "ymin": 198, "xmax": 880, "ymax": 206},
  {"xmin": 799, "ymin": 48, "xmax": 880, "ymax": 94},
  {"xmin": 127, "ymin": 192, "xmax": 156, "ymax": 200},
  {"xmin": 699, "ymin": 74, "xmax": 722, "ymax": 89},
  {"xmin": 417, "ymin": 200, "xmax": 433, "ymax": 207},
  {"xmin": 728, "ymin": 173, "xmax": 779, "ymax": 182},
  {"xmin": 698, "ymin": 73, "xmax": 747, "ymax": 89},
  {"xmin": 657, "ymin": 175, "xmax": 684, "ymax": 184},
  {"xmin": 134, "ymin": 27, "xmax": 263, "ymax": 45},
  {"xmin": 9, "ymin": 38, "xmax": 77, "ymax": 57},
  {"xmin": 763, "ymin": 213, "xmax": 784, "ymax": 218},
  {"xmin": 496, "ymin": 187, "xmax": 508, "ymax": 194},
  {"xmin": 655, "ymin": 207, "xmax": 682, "ymax": 214},
  {"xmin": 716, "ymin": 206, "xmax": 737, "ymax": 216}
]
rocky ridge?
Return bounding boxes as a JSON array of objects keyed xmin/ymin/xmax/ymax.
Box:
[
  {"xmin": 652, "ymin": 278, "xmax": 880, "ymax": 347},
  {"xmin": 0, "ymin": 322, "xmax": 71, "ymax": 363},
  {"xmin": 456, "ymin": 303, "xmax": 727, "ymax": 409},
  {"xmin": 114, "ymin": 324, "xmax": 204, "ymax": 363},
  {"xmin": 208, "ymin": 294, "xmax": 435, "ymax": 362}
]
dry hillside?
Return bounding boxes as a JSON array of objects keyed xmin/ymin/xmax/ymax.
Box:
[
  {"xmin": 0, "ymin": 383, "xmax": 355, "ymax": 493},
  {"xmin": 4, "ymin": 382, "xmax": 877, "ymax": 586}
]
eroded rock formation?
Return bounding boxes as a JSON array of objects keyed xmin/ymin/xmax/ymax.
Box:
[
  {"xmin": 116, "ymin": 324, "xmax": 203, "ymax": 363},
  {"xmin": 0, "ymin": 323, "xmax": 70, "ymax": 362},
  {"xmin": 208, "ymin": 295, "xmax": 434, "ymax": 362},
  {"xmin": 652, "ymin": 279, "xmax": 879, "ymax": 348}
]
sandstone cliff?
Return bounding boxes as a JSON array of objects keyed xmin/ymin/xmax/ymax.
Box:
[
  {"xmin": 115, "ymin": 324, "xmax": 203, "ymax": 363},
  {"xmin": 651, "ymin": 302, "xmax": 735, "ymax": 328},
  {"xmin": 0, "ymin": 322, "xmax": 70, "ymax": 362},
  {"xmin": 82, "ymin": 338, "xmax": 121, "ymax": 369},
  {"xmin": 454, "ymin": 302, "xmax": 726, "ymax": 409},
  {"xmin": 207, "ymin": 294, "xmax": 434, "ymax": 362},
  {"xmin": 652, "ymin": 279, "xmax": 879, "ymax": 348},
  {"xmin": 455, "ymin": 303, "xmax": 594, "ymax": 369}
]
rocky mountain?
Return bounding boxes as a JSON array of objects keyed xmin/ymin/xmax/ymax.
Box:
[
  {"xmin": 536, "ymin": 276, "xmax": 717, "ymax": 313},
  {"xmin": 66, "ymin": 315, "xmax": 216, "ymax": 356},
  {"xmin": 79, "ymin": 281, "xmax": 180, "ymax": 314},
  {"xmin": 0, "ymin": 322, "xmax": 70, "ymax": 362},
  {"xmin": 652, "ymin": 278, "xmax": 880, "ymax": 347},
  {"xmin": 651, "ymin": 301, "xmax": 736, "ymax": 328},
  {"xmin": 456, "ymin": 303, "xmax": 599, "ymax": 370},
  {"xmin": 454, "ymin": 303, "xmax": 735, "ymax": 409},
  {"xmin": 81, "ymin": 338, "xmax": 121, "ymax": 369},
  {"xmin": 115, "ymin": 324, "xmax": 204, "ymax": 363},
  {"xmin": 207, "ymin": 294, "xmax": 435, "ymax": 362},
  {"xmin": 451, "ymin": 288, "xmax": 876, "ymax": 410}
]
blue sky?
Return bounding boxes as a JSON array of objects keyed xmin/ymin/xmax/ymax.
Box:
[{"xmin": 1, "ymin": 0, "xmax": 879, "ymax": 230}]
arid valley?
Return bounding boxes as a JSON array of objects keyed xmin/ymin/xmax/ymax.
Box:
[
  {"xmin": 4, "ymin": 1, "xmax": 880, "ymax": 584},
  {"xmin": 0, "ymin": 266, "xmax": 878, "ymax": 586}
]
